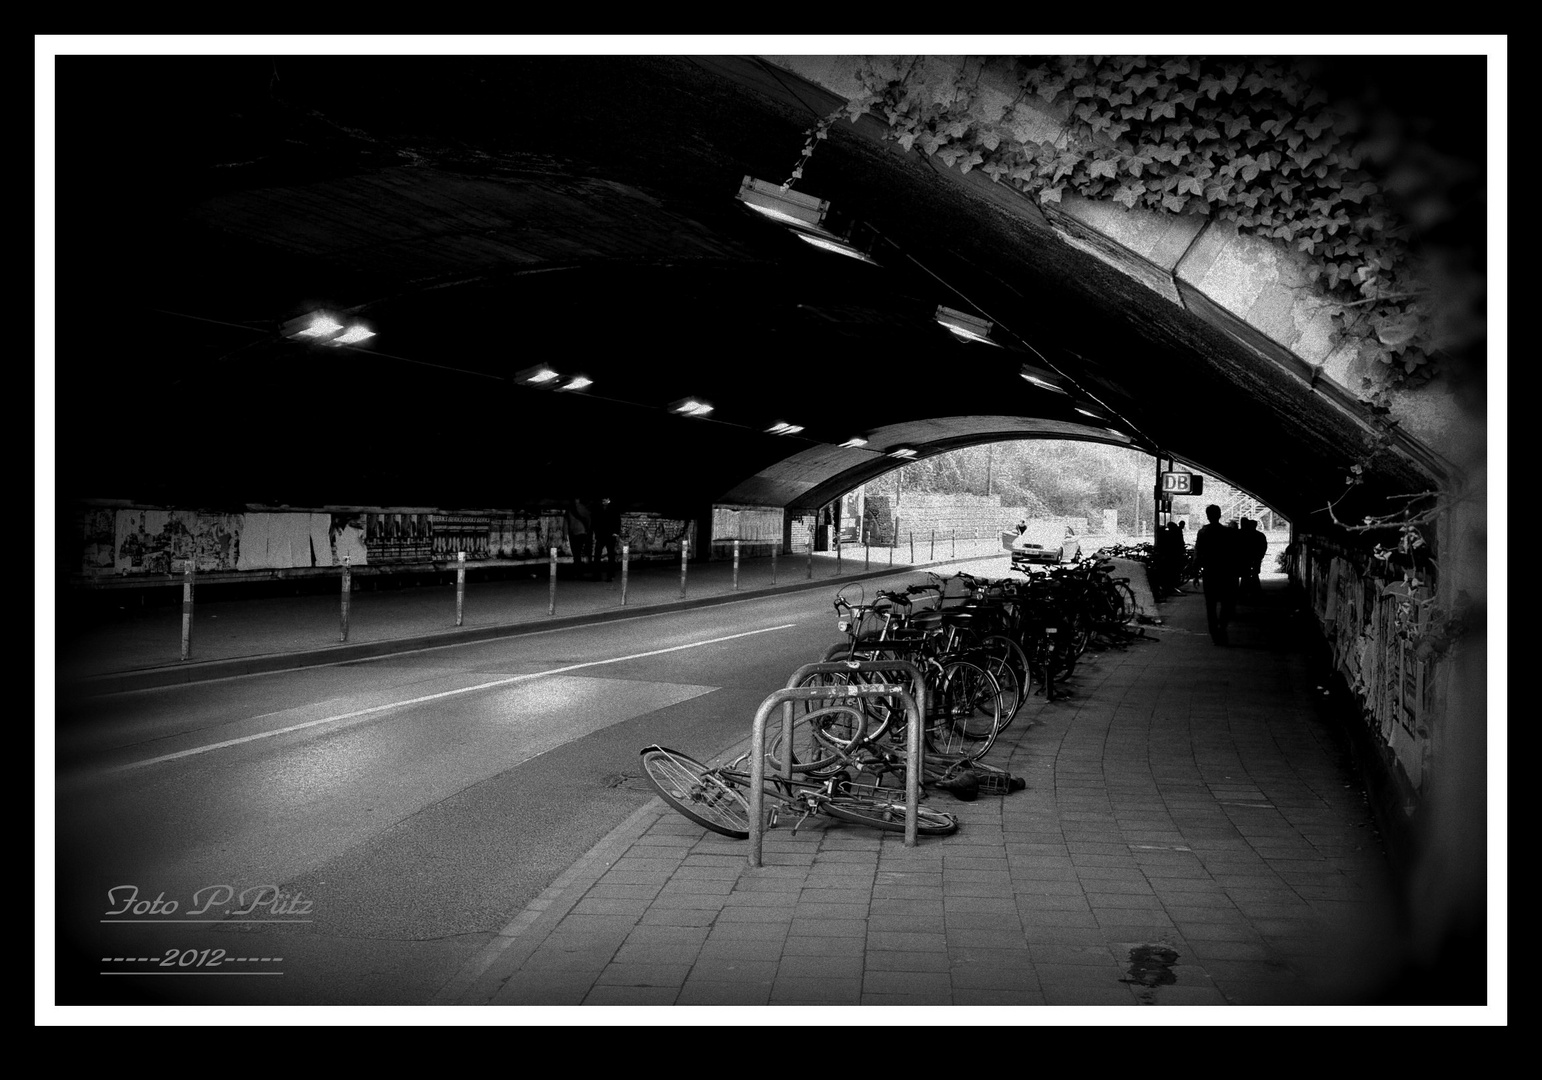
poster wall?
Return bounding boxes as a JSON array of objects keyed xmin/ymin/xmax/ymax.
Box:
[{"xmin": 71, "ymin": 503, "xmax": 699, "ymax": 578}]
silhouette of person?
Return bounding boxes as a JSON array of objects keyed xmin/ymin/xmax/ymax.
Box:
[
  {"xmin": 1194, "ymin": 504, "xmax": 1241, "ymax": 645},
  {"xmin": 1240, "ymin": 518, "xmax": 1268, "ymax": 600},
  {"xmin": 566, "ymin": 498, "xmax": 592, "ymax": 576},
  {"xmin": 592, "ymin": 496, "xmax": 622, "ymax": 582}
]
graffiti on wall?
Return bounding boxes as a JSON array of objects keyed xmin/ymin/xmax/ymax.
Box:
[{"xmin": 73, "ymin": 503, "xmax": 703, "ymax": 577}]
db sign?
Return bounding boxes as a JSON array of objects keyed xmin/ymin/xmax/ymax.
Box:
[{"xmin": 1160, "ymin": 471, "xmax": 1202, "ymax": 495}]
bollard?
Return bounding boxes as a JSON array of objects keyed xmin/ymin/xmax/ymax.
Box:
[
  {"xmin": 835, "ymin": 533, "xmax": 841, "ymax": 575},
  {"xmin": 455, "ymin": 550, "xmax": 466, "ymax": 626},
  {"xmin": 621, "ymin": 542, "xmax": 629, "ymax": 605},
  {"xmin": 910, "ymin": 531, "xmax": 915, "ymax": 563},
  {"xmin": 180, "ymin": 559, "xmax": 195, "ymax": 661},
  {"xmin": 680, "ymin": 538, "xmax": 689, "ymax": 598},
  {"xmin": 549, "ymin": 546, "xmax": 557, "ymax": 615},
  {"xmin": 930, "ymin": 529, "xmax": 935, "ymax": 561},
  {"xmin": 806, "ymin": 538, "xmax": 813, "ymax": 580},
  {"xmin": 771, "ymin": 542, "xmax": 777, "ymax": 585},
  {"xmin": 733, "ymin": 539, "xmax": 740, "ymax": 591},
  {"xmin": 952, "ymin": 529, "xmax": 956, "ymax": 558},
  {"xmin": 864, "ymin": 542, "xmax": 869, "ymax": 571},
  {"xmin": 340, "ymin": 555, "xmax": 351, "ymax": 642}
]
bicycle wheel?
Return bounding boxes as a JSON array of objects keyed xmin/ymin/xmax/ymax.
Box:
[
  {"xmin": 925, "ymin": 659, "xmax": 1002, "ymax": 759},
  {"xmin": 978, "ymin": 634, "xmax": 1029, "ymax": 728},
  {"xmin": 640, "ymin": 747, "xmax": 752, "ymax": 839},
  {"xmin": 1111, "ymin": 581, "xmax": 1139, "ymax": 624},
  {"xmin": 764, "ymin": 702, "xmax": 867, "ymax": 776},
  {"xmin": 823, "ymin": 794, "xmax": 959, "ymax": 835}
]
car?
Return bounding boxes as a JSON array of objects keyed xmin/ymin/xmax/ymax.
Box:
[{"xmin": 1010, "ymin": 523, "xmax": 1080, "ymax": 571}]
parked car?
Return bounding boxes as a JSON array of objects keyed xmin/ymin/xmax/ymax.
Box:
[{"xmin": 1010, "ymin": 523, "xmax": 1079, "ymax": 570}]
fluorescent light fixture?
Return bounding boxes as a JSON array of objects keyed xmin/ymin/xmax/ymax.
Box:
[
  {"xmin": 671, "ymin": 398, "xmax": 714, "ymax": 417},
  {"xmin": 1074, "ymin": 406, "xmax": 1105, "ymax": 420},
  {"xmin": 282, "ymin": 312, "xmax": 346, "ymax": 340},
  {"xmin": 840, "ymin": 437, "xmax": 869, "ymax": 449},
  {"xmin": 935, "ymin": 306, "xmax": 997, "ymax": 345},
  {"xmin": 793, "ymin": 232, "xmax": 879, "ymax": 265},
  {"xmin": 515, "ymin": 365, "xmax": 561, "ymax": 385},
  {"xmin": 558, "ymin": 375, "xmax": 592, "ymax": 391},
  {"xmin": 736, "ymin": 176, "xmax": 829, "ymax": 230},
  {"xmin": 1019, "ymin": 363, "xmax": 1069, "ymax": 394},
  {"xmin": 766, "ymin": 422, "xmax": 804, "ymax": 435},
  {"xmin": 322, "ymin": 324, "xmax": 375, "ymax": 347},
  {"xmin": 282, "ymin": 309, "xmax": 373, "ymax": 346},
  {"xmin": 887, "ymin": 447, "xmax": 918, "ymax": 459}
]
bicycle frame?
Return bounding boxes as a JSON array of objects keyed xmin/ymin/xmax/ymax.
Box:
[{"xmin": 748, "ymin": 670, "xmax": 924, "ymax": 868}]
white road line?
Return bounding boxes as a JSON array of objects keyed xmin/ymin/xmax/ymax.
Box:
[{"xmin": 105, "ymin": 623, "xmax": 799, "ymax": 773}]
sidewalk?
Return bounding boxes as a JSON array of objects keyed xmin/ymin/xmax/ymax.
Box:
[
  {"xmin": 52, "ymin": 553, "xmax": 1424, "ymax": 1008},
  {"xmin": 429, "ymin": 577, "xmax": 1418, "ymax": 1008}
]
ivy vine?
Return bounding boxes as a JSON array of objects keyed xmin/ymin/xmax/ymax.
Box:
[{"xmin": 820, "ymin": 55, "xmax": 1472, "ymax": 404}]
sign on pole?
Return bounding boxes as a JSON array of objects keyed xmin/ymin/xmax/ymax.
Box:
[{"xmin": 1160, "ymin": 471, "xmax": 1203, "ymax": 496}]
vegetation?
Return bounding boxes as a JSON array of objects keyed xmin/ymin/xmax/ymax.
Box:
[
  {"xmin": 880, "ymin": 440, "xmax": 1274, "ymax": 534},
  {"xmin": 803, "ymin": 55, "xmax": 1484, "ymax": 407}
]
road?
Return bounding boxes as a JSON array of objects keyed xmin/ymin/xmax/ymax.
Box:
[{"xmin": 55, "ymin": 561, "xmax": 993, "ymax": 1006}]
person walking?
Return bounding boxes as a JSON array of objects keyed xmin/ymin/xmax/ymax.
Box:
[
  {"xmin": 1193, "ymin": 504, "xmax": 1241, "ymax": 645},
  {"xmin": 1239, "ymin": 517, "xmax": 1268, "ymax": 601},
  {"xmin": 592, "ymin": 496, "xmax": 622, "ymax": 582},
  {"xmin": 565, "ymin": 498, "xmax": 592, "ymax": 577}
]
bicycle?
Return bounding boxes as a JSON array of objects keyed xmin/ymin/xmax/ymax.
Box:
[
  {"xmin": 639, "ymin": 744, "xmax": 960, "ymax": 840},
  {"xmin": 814, "ymin": 588, "xmax": 1005, "ymax": 761}
]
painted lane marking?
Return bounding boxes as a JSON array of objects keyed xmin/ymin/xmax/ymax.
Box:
[{"xmin": 105, "ymin": 623, "xmax": 799, "ymax": 773}]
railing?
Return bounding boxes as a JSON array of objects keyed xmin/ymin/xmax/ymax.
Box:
[{"xmin": 746, "ymin": 656, "xmax": 927, "ymax": 867}]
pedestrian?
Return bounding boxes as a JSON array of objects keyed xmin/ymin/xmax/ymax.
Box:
[
  {"xmin": 592, "ymin": 496, "xmax": 622, "ymax": 582},
  {"xmin": 1240, "ymin": 517, "xmax": 1268, "ymax": 600},
  {"xmin": 1016, "ymin": 520, "xmax": 1028, "ymax": 536},
  {"xmin": 566, "ymin": 498, "xmax": 592, "ymax": 577},
  {"xmin": 1193, "ymin": 503, "xmax": 1241, "ymax": 645}
]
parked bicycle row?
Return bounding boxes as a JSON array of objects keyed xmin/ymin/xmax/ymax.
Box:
[{"xmin": 639, "ymin": 552, "xmax": 1159, "ymax": 842}]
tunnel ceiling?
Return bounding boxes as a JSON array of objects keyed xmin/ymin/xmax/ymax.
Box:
[{"xmin": 49, "ymin": 53, "xmax": 1450, "ymax": 529}]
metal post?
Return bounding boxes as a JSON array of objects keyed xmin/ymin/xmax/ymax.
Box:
[
  {"xmin": 910, "ymin": 531, "xmax": 914, "ymax": 563},
  {"xmin": 864, "ymin": 542, "xmax": 869, "ymax": 571},
  {"xmin": 621, "ymin": 542, "xmax": 629, "ymax": 605},
  {"xmin": 680, "ymin": 538, "xmax": 689, "ymax": 598},
  {"xmin": 771, "ymin": 542, "xmax": 777, "ymax": 585},
  {"xmin": 340, "ymin": 555, "xmax": 351, "ymax": 642},
  {"xmin": 835, "ymin": 532, "xmax": 841, "ymax": 574},
  {"xmin": 733, "ymin": 539, "xmax": 740, "ymax": 591},
  {"xmin": 806, "ymin": 536, "xmax": 813, "ymax": 580},
  {"xmin": 455, "ymin": 550, "xmax": 466, "ymax": 626},
  {"xmin": 930, "ymin": 529, "xmax": 935, "ymax": 560},
  {"xmin": 548, "ymin": 546, "xmax": 557, "ymax": 615},
  {"xmin": 952, "ymin": 529, "xmax": 956, "ymax": 558},
  {"xmin": 180, "ymin": 559, "xmax": 194, "ymax": 660}
]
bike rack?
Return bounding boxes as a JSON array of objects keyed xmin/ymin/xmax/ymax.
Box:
[{"xmin": 743, "ymin": 658, "xmax": 928, "ymax": 867}]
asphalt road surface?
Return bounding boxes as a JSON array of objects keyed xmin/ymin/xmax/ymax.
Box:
[{"xmin": 55, "ymin": 561, "xmax": 985, "ymax": 1006}]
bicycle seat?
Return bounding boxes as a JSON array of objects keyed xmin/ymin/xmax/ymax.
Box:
[{"xmin": 908, "ymin": 609, "xmax": 974, "ymax": 630}]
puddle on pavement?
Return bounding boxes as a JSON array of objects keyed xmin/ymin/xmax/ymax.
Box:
[{"xmin": 1121, "ymin": 944, "xmax": 1179, "ymax": 988}]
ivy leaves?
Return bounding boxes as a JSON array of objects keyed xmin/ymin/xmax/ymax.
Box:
[{"xmin": 846, "ymin": 55, "xmax": 1441, "ymax": 397}]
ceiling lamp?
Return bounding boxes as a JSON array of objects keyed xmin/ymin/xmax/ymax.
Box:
[
  {"xmin": 935, "ymin": 306, "xmax": 998, "ymax": 346},
  {"xmin": 737, "ymin": 176, "xmax": 879, "ymax": 265},
  {"xmin": 1019, "ymin": 363, "xmax": 1069, "ymax": 394},
  {"xmin": 839, "ymin": 437, "xmax": 869, "ymax": 449},
  {"xmin": 515, "ymin": 365, "xmax": 562, "ymax": 386},
  {"xmin": 558, "ymin": 375, "xmax": 592, "ymax": 392},
  {"xmin": 887, "ymin": 447, "xmax": 918, "ymax": 459},
  {"xmin": 1074, "ymin": 406, "xmax": 1106, "ymax": 421},
  {"xmin": 766, "ymin": 422, "xmax": 804, "ymax": 435},
  {"xmin": 323, "ymin": 324, "xmax": 375, "ymax": 347},
  {"xmin": 281, "ymin": 310, "xmax": 373, "ymax": 346},
  {"xmin": 671, "ymin": 398, "xmax": 714, "ymax": 417},
  {"xmin": 736, "ymin": 176, "xmax": 829, "ymax": 230}
]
